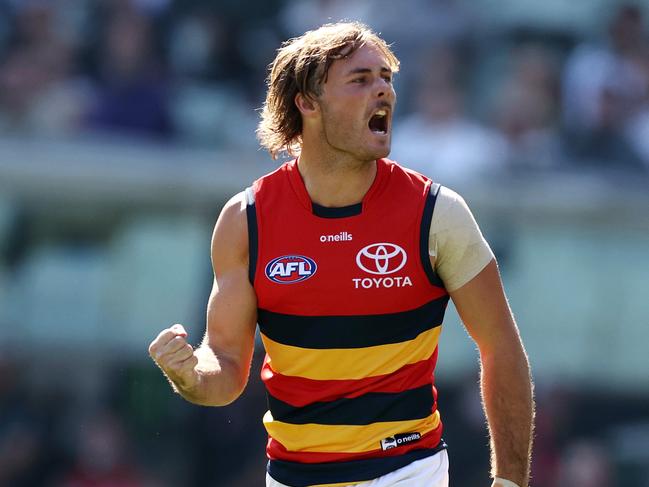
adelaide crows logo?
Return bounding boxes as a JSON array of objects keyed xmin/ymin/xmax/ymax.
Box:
[{"xmin": 265, "ymin": 255, "xmax": 317, "ymax": 284}]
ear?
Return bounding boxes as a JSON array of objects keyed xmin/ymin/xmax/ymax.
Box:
[{"xmin": 295, "ymin": 92, "xmax": 318, "ymax": 116}]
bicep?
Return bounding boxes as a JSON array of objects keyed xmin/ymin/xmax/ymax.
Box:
[
  {"xmin": 449, "ymin": 259, "xmax": 520, "ymax": 353},
  {"xmin": 205, "ymin": 273, "xmax": 257, "ymax": 364},
  {"xmin": 204, "ymin": 193, "xmax": 258, "ymax": 368}
]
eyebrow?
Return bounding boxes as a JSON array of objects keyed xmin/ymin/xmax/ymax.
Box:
[{"xmin": 345, "ymin": 67, "xmax": 393, "ymax": 76}]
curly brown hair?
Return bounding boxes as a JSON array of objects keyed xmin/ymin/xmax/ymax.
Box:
[{"xmin": 256, "ymin": 22, "xmax": 400, "ymax": 159}]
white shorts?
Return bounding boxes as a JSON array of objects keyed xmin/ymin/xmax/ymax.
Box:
[{"xmin": 266, "ymin": 450, "xmax": 449, "ymax": 487}]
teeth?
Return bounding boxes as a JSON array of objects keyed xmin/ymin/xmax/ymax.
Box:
[{"xmin": 375, "ymin": 110, "xmax": 387, "ymax": 117}]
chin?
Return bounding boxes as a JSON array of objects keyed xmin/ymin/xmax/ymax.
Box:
[
  {"xmin": 369, "ymin": 145, "xmax": 391, "ymax": 160},
  {"xmin": 346, "ymin": 138, "xmax": 391, "ymax": 162},
  {"xmin": 354, "ymin": 150, "xmax": 388, "ymax": 163}
]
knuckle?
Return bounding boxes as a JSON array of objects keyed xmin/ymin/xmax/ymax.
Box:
[
  {"xmin": 165, "ymin": 360, "xmax": 181, "ymax": 374},
  {"xmin": 149, "ymin": 347, "xmax": 162, "ymax": 361},
  {"xmin": 179, "ymin": 348, "xmax": 194, "ymax": 362},
  {"xmin": 152, "ymin": 330, "xmax": 173, "ymax": 348},
  {"xmin": 182, "ymin": 357, "xmax": 198, "ymax": 371}
]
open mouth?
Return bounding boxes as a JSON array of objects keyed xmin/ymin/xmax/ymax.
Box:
[{"xmin": 368, "ymin": 109, "xmax": 389, "ymax": 135}]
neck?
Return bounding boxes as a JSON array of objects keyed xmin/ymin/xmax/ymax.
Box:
[{"xmin": 297, "ymin": 146, "xmax": 378, "ymax": 208}]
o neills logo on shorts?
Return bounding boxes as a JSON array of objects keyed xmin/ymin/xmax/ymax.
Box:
[{"xmin": 380, "ymin": 432, "xmax": 422, "ymax": 451}]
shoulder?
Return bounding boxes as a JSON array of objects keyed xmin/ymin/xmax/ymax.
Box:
[
  {"xmin": 382, "ymin": 158, "xmax": 431, "ymax": 196},
  {"xmin": 253, "ymin": 160, "xmax": 294, "ymax": 191},
  {"xmin": 434, "ymin": 185, "xmax": 470, "ymax": 218},
  {"xmin": 211, "ymin": 191, "xmax": 249, "ymax": 265},
  {"xmin": 430, "ymin": 186, "xmax": 494, "ymax": 292},
  {"xmin": 217, "ymin": 191, "xmax": 248, "ymax": 229},
  {"xmin": 383, "ymin": 160, "xmax": 472, "ymax": 218},
  {"xmin": 430, "ymin": 185, "xmax": 481, "ymax": 246}
]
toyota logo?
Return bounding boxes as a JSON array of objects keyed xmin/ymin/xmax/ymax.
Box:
[{"xmin": 356, "ymin": 243, "xmax": 407, "ymax": 275}]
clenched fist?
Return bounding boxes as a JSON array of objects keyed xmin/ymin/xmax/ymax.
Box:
[{"xmin": 149, "ymin": 324, "xmax": 199, "ymax": 391}]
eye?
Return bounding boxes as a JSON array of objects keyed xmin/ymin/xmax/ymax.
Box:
[
  {"xmin": 382, "ymin": 75, "xmax": 393, "ymax": 84},
  {"xmin": 352, "ymin": 77, "xmax": 366, "ymax": 84}
]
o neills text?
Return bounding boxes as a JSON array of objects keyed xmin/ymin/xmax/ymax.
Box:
[{"xmin": 320, "ymin": 232, "xmax": 353, "ymax": 243}]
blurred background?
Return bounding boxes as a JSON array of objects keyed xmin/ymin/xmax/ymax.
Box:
[{"xmin": 0, "ymin": 0, "xmax": 648, "ymax": 486}]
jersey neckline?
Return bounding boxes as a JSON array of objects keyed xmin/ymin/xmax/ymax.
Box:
[{"xmin": 285, "ymin": 158, "xmax": 387, "ymax": 219}]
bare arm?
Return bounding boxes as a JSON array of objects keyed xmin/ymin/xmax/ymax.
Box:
[
  {"xmin": 449, "ymin": 259, "xmax": 534, "ymax": 487},
  {"xmin": 149, "ymin": 191, "xmax": 258, "ymax": 406}
]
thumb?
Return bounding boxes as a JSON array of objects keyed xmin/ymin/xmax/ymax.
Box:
[{"xmin": 170, "ymin": 323, "xmax": 188, "ymax": 338}]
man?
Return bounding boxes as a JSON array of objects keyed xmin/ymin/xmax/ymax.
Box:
[{"xmin": 149, "ymin": 22, "xmax": 534, "ymax": 487}]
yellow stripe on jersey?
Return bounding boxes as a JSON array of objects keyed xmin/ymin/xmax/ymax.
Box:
[
  {"xmin": 263, "ymin": 410, "xmax": 441, "ymax": 453},
  {"xmin": 260, "ymin": 327, "xmax": 441, "ymax": 381}
]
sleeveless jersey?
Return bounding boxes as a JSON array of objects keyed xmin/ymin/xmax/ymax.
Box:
[{"xmin": 247, "ymin": 158, "xmax": 449, "ymax": 487}]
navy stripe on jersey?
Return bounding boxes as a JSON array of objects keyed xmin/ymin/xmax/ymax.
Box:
[
  {"xmin": 420, "ymin": 183, "xmax": 445, "ymax": 288},
  {"xmin": 245, "ymin": 187, "xmax": 258, "ymax": 285},
  {"xmin": 258, "ymin": 296, "xmax": 448, "ymax": 349},
  {"xmin": 267, "ymin": 445, "xmax": 446, "ymax": 487},
  {"xmin": 267, "ymin": 384, "xmax": 434, "ymax": 426},
  {"xmin": 312, "ymin": 202, "xmax": 363, "ymax": 218}
]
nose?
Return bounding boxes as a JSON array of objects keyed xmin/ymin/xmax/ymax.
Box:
[
  {"xmin": 376, "ymin": 81, "xmax": 386, "ymax": 98},
  {"xmin": 375, "ymin": 78, "xmax": 394, "ymax": 100}
]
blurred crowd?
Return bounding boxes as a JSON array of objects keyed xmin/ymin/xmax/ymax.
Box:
[
  {"xmin": 2, "ymin": 1, "xmax": 649, "ymax": 486},
  {"xmin": 0, "ymin": 349, "xmax": 270, "ymax": 487},
  {"xmin": 1, "ymin": 0, "xmax": 649, "ymax": 181}
]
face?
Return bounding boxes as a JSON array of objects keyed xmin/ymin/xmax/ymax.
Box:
[{"xmin": 313, "ymin": 43, "xmax": 396, "ymax": 163}]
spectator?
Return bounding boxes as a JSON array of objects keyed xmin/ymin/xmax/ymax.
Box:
[
  {"xmin": 370, "ymin": 0, "xmax": 476, "ymax": 98},
  {"xmin": 556, "ymin": 439, "xmax": 615, "ymax": 487},
  {"xmin": 391, "ymin": 46, "xmax": 507, "ymax": 184},
  {"xmin": 55, "ymin": 409, "xmax": 146, "ymax": 487},
  {"xmin": 562, "ymin": 4, "xmax": 648, "ymax": 170},
  {"xmin": 85, "ymin": 9, "xmax": 173, "ymax": 138},
  {"xmin": 492, "ymin": 45, "xmax": 563, "ymax": 171},
  {"xmin": 168, "ymin": 11, "xmax": 229, "ymax": 82},
  {"xmin": 0, "ymin": 1, "xmax": 90, "ymax": 134},
  {"xmin": 279, "ymin": 0, "xmax": 374, "ymax": 38}
]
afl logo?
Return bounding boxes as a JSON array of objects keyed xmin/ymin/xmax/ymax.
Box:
[
  {"xmin": 265, "ymin": 255, "xmax": 317, "ymax": 284},
  {"xmin": 356, "ymin": 243, "xmax": 407, "ymax": 275}
]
